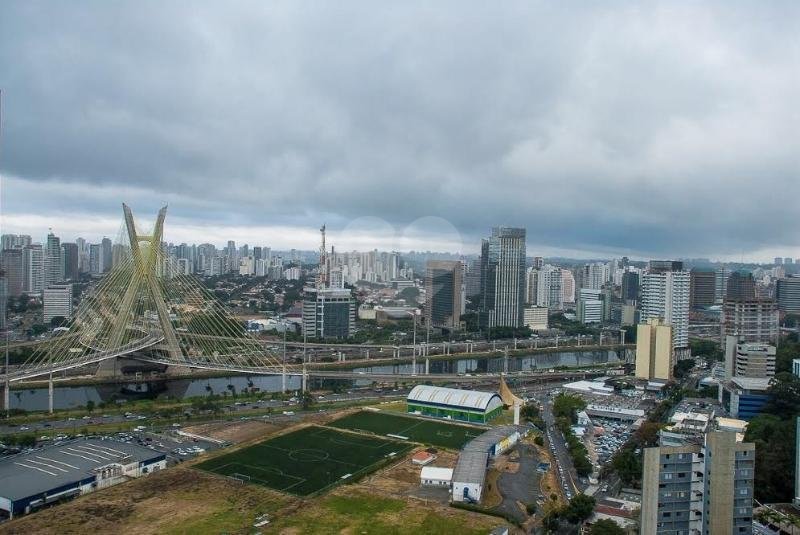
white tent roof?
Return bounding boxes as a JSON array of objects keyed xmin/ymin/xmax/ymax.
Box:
[
  {"xmin": 408, "ymin": 385, "xmax": 501, "ymax": 411},
  {"xmin": 420, "ymin": 466, "xmax": 453, "ymax": 481}
]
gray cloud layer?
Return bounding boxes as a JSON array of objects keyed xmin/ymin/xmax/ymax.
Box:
[{"xmin": 1, "ymin": 1, "xmax": 798, "ymax": 258}]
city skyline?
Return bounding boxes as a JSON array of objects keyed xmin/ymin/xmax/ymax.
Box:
[{"xmin": 1, "ymin": 3, "xmax": 799, "ymax": 261}]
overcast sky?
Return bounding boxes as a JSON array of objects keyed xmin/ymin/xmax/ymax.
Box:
[{"xmin": 0, "ymin": 2, "xmax": 798, "ymax": 261}]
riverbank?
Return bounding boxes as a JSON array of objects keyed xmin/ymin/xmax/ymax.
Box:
[
  {"xmin": 7, "ymin": 343, "xmax": 630, "ymax": 388},
  {"xmin": 309, "ymin": 343, "xmax": 631, "ymax": 371}
]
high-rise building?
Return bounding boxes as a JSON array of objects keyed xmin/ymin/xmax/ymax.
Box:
[
  {"xmin": 690, "ymin": 268, "xmax": 715, "ymax": 308},
  {"xmin": 621, "ymin": 271, "xmax": 640, "ymax": 302},
  {"xmin": 424, "ymin": 260, "xmax": 462, "ymax": 331},
  {"xmin": 0, "ymin": 273, "xmax": 7, "ymax": 330},
  {"xmin": 43, "ymin": 284, "xmax": 73, "ymax": 323},
  {"xmin": 525, "ymin": 267, "xmax": 539, "ymax": 304},
  {"xmin": 76, "ymin": 237, "xmax": 89, "ymax": 273},
  {"xmin": 576, "ymin": 288, "xmax": 603, "ymax": 324},
  {"xmin": 775, "ymin": 257, "xmax": 783, "ymax": 265},
  {"xmin": 635, "ymin": 318, "xmax": 674, "ymax": 381},
  {"xmin": 0, "ymin": 249, "xmax": 24, "ymax": 297},
  {"xmin": 44, "ymin": 232, "xmax": 63, "ymax": 286},
  {"xmin": 561, "ymin": 269, "xmax": 575, "ymax": 305},
  {"xmin": 641, "ymin": 263, "xmax": 690, "ymax": 350},
  {"xmin": 726, "ymin": 271, "xmax": 756, "ymax": 301},
  {"xmin": 537, "ymin": 265, "xmax": 563, "ymax": 310},
  {"xmin": 723, "ymin": 335, "xmax": 776, "ymax": 380},
  {"xmin": 720, "ymin": 299, "xmax": 779, "ymax": 345},
  {"xmin": 776, "ymin": 276, "xmax": 800, "ymax": 314},
  {"xmin": 23, "ymin": 244, "xmax": 44, "ymax": 294},
  {"xmin": 61, "ymin": 243, "xmax": 79, "ymax": 281},
  {"xmin": 464, "ymin": 258, "xmax": 481, "ymax": 298},
  {"xmin": 649, "ymin": 260, "xmax": 684, "ymax": 273},
  {"xmin": 580, "ymin": 262, "xmax": 609, "ymax": 290},
  {"xmin": 302, "ymin": 287, "xmax": 355, "ymax": 340},
  {"xmin": 641, "ymin": 431, "xmax": 755, "ymax": 535},
  {"xmin": 1, "ymin": 234, "xmax": 31, "ymax": 250},
  {"xmin": 89, "ymin": 244, "xmax": 103, "ymax": 275},
  {"xmin": 714, "ymin": 266, "xmax": 731, "ymax": 304},
  {"xmin": 101, "ymin": 237, "xmax": 112, "ymax": 272},
  {"xmin": 478, "ymin": 227, "xmax": 526, "ymax": 329},
  {"xmin": 523, "ymin": 306, "xmax": 548, "ymax": 330}
]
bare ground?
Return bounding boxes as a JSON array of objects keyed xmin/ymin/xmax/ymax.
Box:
[
  {"xmin": 0, "ymin": 467, "xmax": 290, "ymax": 535},
  {"xmin": 183, "ymin": 419, "xmax": 279, "ymax": 444}
]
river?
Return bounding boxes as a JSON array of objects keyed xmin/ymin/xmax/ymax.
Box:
[{"xmin": 8, "ymin": 349, "xmax": 620, "ymax": 412}]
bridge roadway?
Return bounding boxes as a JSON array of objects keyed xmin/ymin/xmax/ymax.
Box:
[
  {"xmin": 2, "ymin": 329, "xmax": 631, "ymax": 387},
  {"xmin": 187, "ymin": 332, "xmax": 631, "ymax": 358}
]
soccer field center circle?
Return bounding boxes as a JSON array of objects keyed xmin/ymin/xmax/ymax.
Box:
[{"xmin": 288, "ymin": 448, "xmax": 331, "ymax": 462}]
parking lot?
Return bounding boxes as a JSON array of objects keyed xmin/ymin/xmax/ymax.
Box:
[{"xmin": 589, "ymin": 417, "xmax": 633, "ymax": 465}]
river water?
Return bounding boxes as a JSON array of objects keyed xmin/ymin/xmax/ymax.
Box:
[{"xmin": 9, "ymin": 349, "xmax": 619, "ymax": 412}]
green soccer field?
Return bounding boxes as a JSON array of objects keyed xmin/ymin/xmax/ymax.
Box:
[
  {"xmin": 327, "ymin": 410, "xmax": 484, "ymax": 449},
  {"xmin": 195, "ymin": 425, "xmax": 413, "ymax": 496}
]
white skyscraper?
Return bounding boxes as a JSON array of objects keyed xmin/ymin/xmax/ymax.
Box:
[
  {"xmin": 561, "ymin": 270, "xmax": 576, "ymax": 305},
  {"xmin": 641, "ymin": 263, "xmax": 691, "ymax": 350},
  {"xmin": 43, "ymin": 284, "xmax": 73, "ymax": 323},
  {"xmin": 23, "ymin": 244, "xmax": 45, "ymax": 294},
  {"xmin": 537, "ymin": 265, "xmax": 563, "ymax": 310}
]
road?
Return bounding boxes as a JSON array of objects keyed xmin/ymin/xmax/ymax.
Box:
[
  {"xmin": 0, "ymin": 386, "xmax": 412, "ymax": 437},
  {"xmin": 539, "ymin": 395, "xmax": 583, "ymax": 500}
]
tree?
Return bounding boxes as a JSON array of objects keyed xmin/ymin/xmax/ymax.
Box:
[
  {"xmin": 301, "ymin": 391, "xmax": 314, "ymax": 410},
  {"xmin": 775, "ymin": 339, "xmax": 800, "ymax": 373},
  {"xmin": 398, "ymin": 287, "xmax": 420, "ymax": 303},
  {"xmin": 553, "ymin": 393, "xmax": 587, "ymax": 423},
  {"xmin": 534, "ymin": 435, "xmax": 544, "ymax": 446},
  {"xmin": 563, "ymin": 493, "xmax": 596, "ymax": 523},
  {"xmin": 745, "ymin": 413, "xmax": 796, "ymax": 502},
  {"xmin": 764, "ymin": 372, "xmax": 800, "ymax": 416},
  {"xmin": 86, "ymin": 400, "xmax": 95, "ymax": 413},
  {"xmin": 589, "ymin": 519, "xmax": 625, "ymax": 535},
  {"xmin": 29, "ymin": 323, "xmax": 48, "ymax": 336},
  {"xmin": 49, "ymin": 315, "xmax": 67, "ymax": 328},
  {"xmin": 521, "ymin": 402, "xmax": 540, "ymax": 422},
  {"xmin": 672, "ymin": 358, "xmax": 695, "ymax": 379},
  {"xmin": 690, "ymin": 339, "xmax": 723, "ymax": 361}
]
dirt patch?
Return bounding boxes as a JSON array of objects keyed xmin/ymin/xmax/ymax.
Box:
[
  {"xmin": 183, "ymin": 419, "xmax": 279, "ymax": 444},
  {"xmin": 0, "ymin": 467, "xmax": 289, "ymax": 535},
  {"xmin": 503, "ymin": 461, "xmax": 520, "ymax": 474}
]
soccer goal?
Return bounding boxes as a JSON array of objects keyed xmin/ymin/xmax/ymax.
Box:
[{"xmin": 230, "ymin": 472, "xmax": 251, "ymax": 484}]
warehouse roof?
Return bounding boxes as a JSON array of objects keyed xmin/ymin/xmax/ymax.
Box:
[
  {"xmin": 408, "ymin": 385, "xmax": 502, "ymax": 411},
  {"xmin": 452, "ymin": 425, "xmax": 524, "ymax": 486},
  {"xmin": 420, "ymin": 466, "xmax": 453, "ymax": 481},
  {"xmin": 452, "ymin": 450, "xmax": 488, "ymax": 485},
  {"xmin": 0, "ymin": 438, "xmax": 164, "ymax": 502}
]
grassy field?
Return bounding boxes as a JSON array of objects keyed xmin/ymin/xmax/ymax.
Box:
[
  {"xmin": 267, "ymin": 490, "xmax": 504, "ymax": 534},
  {"xmin": 195, "ymin": 425, "xmax": 412, "ymax": 496},
  {"xmin": 327, "ymin": 410, "xmax": 484, "ymax": 449}
]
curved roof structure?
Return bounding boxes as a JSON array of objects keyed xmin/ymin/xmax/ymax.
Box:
[{"xmin": 408, "ymin": 385, "xmax": 502, "ymax": 412}]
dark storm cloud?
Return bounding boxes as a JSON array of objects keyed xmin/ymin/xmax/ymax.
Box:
[{"xmin": 0, "ymin": 1, "xmax": 798, "ymax": 258}]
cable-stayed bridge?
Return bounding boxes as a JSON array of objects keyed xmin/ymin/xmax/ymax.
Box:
[{"xmin": 6, "ymin": 204, "xmax": 294, "ymax": 387}]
